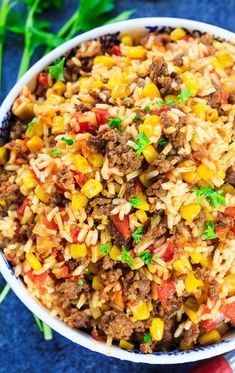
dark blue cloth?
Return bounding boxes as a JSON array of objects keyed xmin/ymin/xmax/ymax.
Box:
[{"xmin": 1, "ymin": 1, "xmax": 235, "ymax": 372}]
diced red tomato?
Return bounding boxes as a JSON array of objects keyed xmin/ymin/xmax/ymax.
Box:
[
  {"xmin": 74, "ymin": 172, "xmax": 87, "ymax": 187},
  {"xmin": 112, "ymin": 214, "xmax": 131, "ymax": 239},
  {"xmin": 59, "ymin": 265, "xmax": 70, "ymax": 278},
  {"xmin": 42, "ymin": 213, "xmax": 58, "ymax": 231},
  {"xmin": 79, "ymin": 121, "xmax": 91, "ymax": 133},
  {"xmin": 201, "ymin": 319, "xmax": 217, "ymax": 332},
  {"xmin": 215, "ymin": 226, "xmax": 229, "ymax": 240},
  {"xmin": 72, "ymin": 112, "xmax": 96, "ymax": 133},
  {"xmin": 17, "ymin": 198, "xmax": 29, "ymax": 216},
  {"xmin": 91, "ymin": 326, "xmax": 104, "ymax": 342},
  {"xmin": 27, "ymin": 269, "xmax": 48, "ymax": 284},
  {"xmin": 93, "ymin": 108, "xmax": 110, "ymax": 125},
  {"xmin": 161, "ymin": 241, "xmax": 175, "ymax": 262},
  {"xmin": 111, "ymin": 45, "xmax": 121, "ymax": 56},
  {"xmin": 223, "ymin": 207, "xmax": 235, "ymax": 218},
  {"xmin": 152, "ymin": 105, "xmax": 171, "ymax": 116},
  {"xmin": 71, "ymin": 226, "xmax": 81, "ymax": 243},
  {"xmin": 201, "ymin": 306, "xmax": 210, "ymax": 315},
  {"xmin": 148, "ymin": 244, "xmax": 155, "ymax": 254},
  {"xmin": 231, "ymin": 225, "xmax": 235, "ymax": 234},
  {"xmin": 221, "ymin": 301, "xmax": 235, "ymax": 323},
  {"xmin": 157, "ymin": 279, "xmax": 175, "ymax": 307},
  {"xmin": 220, "ymin": 90, "xmax": 229, "ymax": 104},
  {"xmin": 38, "ymin": 72, "xmax": 50, "ymax": 87}
]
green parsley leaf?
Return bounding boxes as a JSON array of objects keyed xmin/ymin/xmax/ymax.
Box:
[
  {"xmin": 108, "ymin": 116, "xmax": 122, "ymax": 131},
  {"xmin": 100, "ymin": 242, "xmax": 111, "ymax": 255},
  {"xmin": 143, "ymin": 333, "xmax": 151, "ymax": 343},
  {"xmin": 134, "ymin": 132, "xmax": 151, "ymax": 156},
  {"xmin": 156, "ymin": 101, "xmax": 164, "ymax": 109},
  {"xmin": 177, "ymin": 88, "xmax": 193, "ymax": 103},
  {"xmin": 157, "ymin": 136, "xmax": 168, "ymax": 151},
  {"xmin": 121, "ymin": 246, "xmax": 135, "ymax": 267},
  {"xmin": 139, "ymin": 250, "xmax": 152, "ymax": 264},
  {"xmin": 130, "ymin": 196, "xmax": 141, "ymax": 208},
  {"xmin": 194, "ymin": 186, "xmax": 226, "ymax": 208},
  {"xmin": 61, "ymin": 137, "xmax": 74, "ymax": 146},
  {"xmin": 48, "ymin": 57, "xmax": 65, "ymax": 81},
  {"xmin": 48, "ymin": 148, "xmax": 63, "ymax": 156},
  {"xmin": 131, "ymin": 226, "xmax": 143, "ymax": 243},
  {"xmin": 77, "ymin": 279, "xmax": 84, "ymax": 286},
  {"xmin": 27, "ymin": 117, "xmax": 40, "ymax": 135},
  {"xmin": 202, "ymin": 221, "xmax": 217, "ymax": 240},
  {"xmin": 133, "ymin": 114, "xmax": 141, "ymax": 122},
  {"xmin": 145, "ymin": 105, "xmax": 151, "ymax": 114},
  {"xmin": 165, "ymin": 100, "xmax": 176, "ymax": 107}
]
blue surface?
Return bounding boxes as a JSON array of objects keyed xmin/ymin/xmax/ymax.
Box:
[{"xmin": 1, "ymin": 0, "xmax": 235, "ymax": 372}]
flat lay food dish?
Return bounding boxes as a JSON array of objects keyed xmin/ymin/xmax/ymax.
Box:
[{"xmin": 1, "ymin": 18, "xmax": 235, "ymax": 364}]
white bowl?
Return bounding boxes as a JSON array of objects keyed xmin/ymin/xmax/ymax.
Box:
[{"xmin": 1, "ymin": 17, "xmax": 235, "ymax": 364}]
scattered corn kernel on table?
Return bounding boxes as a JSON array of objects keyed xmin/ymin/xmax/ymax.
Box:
[{"xmin": 1, "ymin": 0, "xmax": 235, "ymax": 372}]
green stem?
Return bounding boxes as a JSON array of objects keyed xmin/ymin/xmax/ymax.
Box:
[
  {"xmin": 0, "ymin": 283, "xmax": 10, "ymax": 303},
  {"xmin": 42, "ymin": 322, "xmax": 53, "ymax": 340},
  {"xmin": 17, "ymin": 47, "xmax": 32, "ymax": 80},
  {"xmin": 33, "ymin": 314, "xmax": 43, "ymax": 332},
  {"xmin": 0, "ymin": 0, "xmax": 10, "ymax": 95}
]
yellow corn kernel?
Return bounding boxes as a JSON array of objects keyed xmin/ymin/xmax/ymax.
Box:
[
  {"xmin": 131, "ymin": 301, "xmax": 150, "ymax": 321},
  {"xmin": 170, "ymin": 28, "xmax": 186, "ymax": 41},
  {"xmin": 109, "ymin": 245, "xmax": 121, "ymax": 260},
  {"xmin": 0, "ymin": 200, "xmax": 6, "ymax": 207},
  {"xmin": 139, "ymin": 172, "xmax": 151, "ymax": 187},
  {"xmin": 91, "ymin": 308, "xmax": 101, "ymax": 319},
  {"xmin": 173, "ymin": 258, "xmax": 192, "ymax": 275},
  {"xmin": 94, "ymin": 55, "xmax": 115, "ymax": 69},
  {"xmin": 190, "ymin": 252, "xmax": 203, "ymax": 264},
  {"xmin": 35, "ymin": 185, "xmax": 48, "ymax": 203},
  {"xmin": 180, "ymin": 204, "xmax": 201, "ymax": 221},
  {"xmin": 142, "ymin": 144, "xmax": 158, "ymax": 164},
  {"xmin": 52, "ymin": 116, "xmax": 65, "ymax": 135},
  {"xmin": 222, "ymin": 274, "xmax": 235, "ymax": 295},
  {"xmin": 205, "ymin": 208, "xmax": 214, "ymax": 221},
  {"xmin": 216, "ymin": 168, "xmax": 226, "ymax": 180},
  {"xmin": 79, "ymin": 77, "xmax": 88, "ymax": 92},
  {"xmin": 199, "ymin": 330, "xmax": 221, "ymax": 346},
  {"xmin": 192, "ymin": 104, "xmax": 206, "ymax": 120},
  {"xmin": 26, "ymin": 252, "xmax": 42, "ymax": 271},
  {"xmin": 143, "ymin": 83, "xmax": 161, "ymax": 99},
  {"xmin": 71, "ymin": 192, "xmax": 88, "ymax": 210},
  {"xmin": 51, "ymin": 80, "xmax": 66, "ymax": 95},
  {"xmin": 197, "ymin": 164, "xmax": 214, "ymax": 181},
  {"xmin": 206, "ymin": 108, "xmax": 218, "ymax": 122},
  {"xmin": 182, "ymin": 171, "xmax": 199, "ymax": 184},
  {"xmin": 138, "ymin": 124, "xmax": 154, "ymax": 138},
  {"xmin": 22, "ymin": 170, "xmax": 36, "ymax": 189},
  {"xmin": 26, "ymin": 119, "xmax": 43, "ymax": 138},
  {"xmin": 107, "ymin": 74, "xmax": 122, "ymax": 90},
  {"xmin": 89, "ymin": 79, "xmax": 103, "ymax": 89},
  {"xmin": 26, "ymin": 136, "xmax": 44, "ymax": 152},
  {"xmin": 150, "ymin": 318, "xmax": 164, "ymax": 341},
  {"xmin": 217, "ymin": 51, "xmax": 234, "ymax": 69},
  {"xmin": 184, "ymin": 305, "xmax": 199, "ymax": 324},
  {"xmin": 119, "ymin": 340, "xmax": 134, "ymax": 350},
  {"xmin": 147, "ymin": 264, "xmax": 158, "ymax": 274},
  {"xmin": 111, "ymin": 84, "xmax": 131, "ymax": 99},
  {"xmin": 127, "ymin": 46, "xmax": 146, "ymax": 59},
  {"xmin": 46, "ymin": 93, "xmax": 65, "ymax": 104},
  {"xmin": 92, "ymin": 275, "xmax": 102, "ymax": 290},
  {"xmin": 135, "ymin": 209, "xmax": 148, "ymax": 224},
  {"xmin": 73, "ymin": 154, "xmax": 92, "ymax": 173},
  {"xmin": 200, "ymin": 255, "xmax": 211, "ymax": 268},
  {"xmin": 121, "ymin": 35, "xmax": 133, "ymax": 46},
  {"xmin": 13, "ymin": 102, "xmax": 34, "ymax": 121},
  {"xmin": 181, "ymin": 71, "xmax": 199, "ymax": 97},
  {"xmin": 70, "ymin": 243, "xmax": 87, "ymax": 258},
  {"xmin": 0, "ymin": 147, "xmax": 8, "ymax": 165},
  {"xmin": 180, "ymin": 340, "xmax": 194, "ymax": 350},
  {"xmin": 185, "ymin": 272, "xmax": 204, "ymax": 293},
  {"xmin": 211, "ymin": 56, "xmax": 223, "ymax": 70},
  {"xmin": 220, "ymin": 183, "xmax": 235, "ymax": 195},
  {"xmin": 88, "ymin": 153, "xmax": 104, "ymax": 168},
  {"xmin": 81, "ymin": 179, "xmax": 103, "ymax": 198},
  {"xmin": 144, "ymin": 114, "xmax": 160, "ymax": 126},
  {"xmin": 138, "ymin": 195, "xmax": 150, "ymax": 211}
]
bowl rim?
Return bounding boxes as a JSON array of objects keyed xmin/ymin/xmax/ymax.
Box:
[{"xmin": 1, "ymin": 17, "xmax": 235, "ymax": 364}]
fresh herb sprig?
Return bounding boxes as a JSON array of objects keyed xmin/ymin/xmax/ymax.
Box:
[
  {"xmin": 100, "ymin": 242, "xmax": 111, "ymax": 255},
  {"xmin": 130, "ymin": 195, "xmax": 141, "ymax": 208},
  {"xmin": 194, "ymin": 186, "xmax": 226, "ymax": 208},
  {"xmin": 121, "ymin": 246, "xmax": 135, "ymax": 267},
  {"xmin": 202, "ymin": 221, "xmax": 217, "ymax": 240},
  {"xmin": 139, "ymin": 250, "xmax": 152, "ymax": 264},
  {"xmin": 108, "ymin": 116, "xmax": 122, "ymax": 131},
  {"xmin": 131, "ymin": 226, "xmax": 143, "ymax": 243},
  {"xmin": 134, "ymin": 132, "xmax": 150, "ymax": 156}
]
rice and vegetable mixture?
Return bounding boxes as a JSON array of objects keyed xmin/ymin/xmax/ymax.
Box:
[{"xmin": 1, "ymin": 27, "xmax": 235, "ymax": 353}]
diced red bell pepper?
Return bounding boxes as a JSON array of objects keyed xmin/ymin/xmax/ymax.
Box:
[
  {"xmin": 223, "ymin": 207, "xmax": 235, "ymax": 218},
  {"xmin": 27, "ymin": 269, "xmax": 48, "ymax": 284},
  {"xmin": 71, "ymin": 226, "xmax": 81, "ymax": 243},
  {"xmin": 157, "ymin": 279, "xmax": 175, "ymax": 307},
  {"xmin": 161, "ymin": 241, "xmax": 175, "ymax": 262},
  {"xmin": 17, "ymin": 198, "xmax": 29, "ymax": 216},
  {"xmin": 42, "ymin": 213, "xmax": 58, "ymax": 231},
  {"xmin": 112, "ymin": 214, "xmax": 131, "ymax": 239},
  {"xmin": 111, "ymin": 45, "xmax": 121, "ymax": 56},
  {"xmin": 221, "ymin": 301, "xmax": 235, "ymax": 323},
  {"xmin": 38, "ymin": 72, "xmax": 50, "ymax": 87},
  {"xmin": 215, "ymin": 226, "xmax": 229, "ymax": 240},
  {"xmin": 93, "ymin": 108, "xmax": 110, "ymax": 125},
  {"xmin": 220, "ymin": 90, "xmax": 229, "ymax": 104},
  {"xmin": 201, "ymin": 319, "xmax": 217, "ymax": 332},
  {"xmin": 74, "ymin": 172, "xmax": 87, "ymax": 187}
]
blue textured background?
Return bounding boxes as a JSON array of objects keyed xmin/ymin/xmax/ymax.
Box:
[{"xmin": 1, "ymin": 1, "xmax": 235, "ymax": 372}]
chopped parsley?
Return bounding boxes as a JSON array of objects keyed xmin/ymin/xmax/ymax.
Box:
[
  {"xmin": 48, "ymin": 148, "xmax": 63, "ymax": 156},
  {"xmin": 131, "ymin": 226, "xmax": 143, "ymax": 243},
  {"xmin": 134, "ymin": 132, "xmax": 151, "ymax": 156},
  {"xmin": 121, "ymin": 246, "xmax": 135, "ymax": 267},
  {"xmin": 202, "ymin": 221, "xmax": 217, "ymax": 240},
  {"xmin": 156, "ymin": 100, "xmax": 164, "ymax": 109},
  {"xmin": 48, "ymin": 57, "xmax": 65, "ymax": 81},
  {"xmin": 100, "ymin": 242, "xmax": 111, "ymax": 255},
  {"xmin": 145, "ymin": 105, "xmax": 151, "ymax": 114},
  {"xmin": 139, "ymin": 250, "xmax": 152, "ymax": 264},
  {"xmin": 77, "ymin": 279, "xmax": 84, "ymax": 286},
  {"xmin": 61, "ymin": 137, "xmax": 74, "ymax": 146},
  {"xmin": 157, "ymin": 136, "xmax": 168, "ymax": 151},
  {"xmin": 133, "ymin": 114, "xmax": 141, "ymax": 122},
  {"xmin": 164, "ymin": 99, "xmax": 175, "ymax": 107},
  {"xmin": 108, "ymin": 116, "xmax": 122, "ymax": 131},
  {"xmin": 27, "ymin": 117, "xmax": 40, "ymax": 135},
  {"xmin": 143, "ymin": 333, "xmax": 151, "ymax": 343},
  {"xmin": 130, "ymin": 195, "xmax": 141, "ymax": 208},
  {"xmin": 177, "ymin": 88, "xmax": 193, "ymax": 103},
  {"xmin": 194, "ymin": 186, "xmax": 226, "ymax": 208}
]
